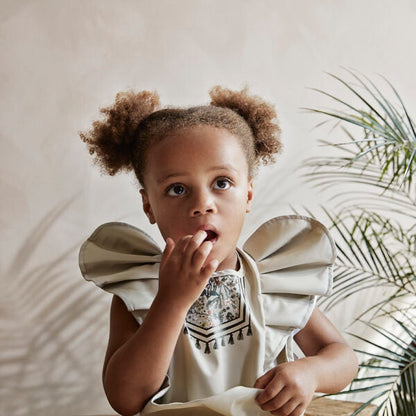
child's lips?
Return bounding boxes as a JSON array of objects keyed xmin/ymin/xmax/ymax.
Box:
[
  {"xmin": 204, "ymin": 230, "xmax": 218, "ymax": 243},
  {"xmin": 197, "ymin": 226, "xmax": 219, "ymax": 244}
]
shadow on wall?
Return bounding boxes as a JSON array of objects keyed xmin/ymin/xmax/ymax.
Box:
[{"xmin": 1, "ymin": 195, "xmax": 113, "ymax": 416}]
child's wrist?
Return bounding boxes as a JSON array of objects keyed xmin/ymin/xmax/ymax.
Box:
[
  {"xmin": 296, "ymin": 356, "xmax": 320, "ymax": 393},
  {"xmin": 153, "ymin": 293, "xmax": 190, "ymax": 317}
]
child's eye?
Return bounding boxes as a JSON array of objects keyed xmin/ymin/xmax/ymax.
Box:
[
  {"xmin": 214, "ymin": 178, "xmax": 231, "ymax": 190},
  {"xmin": 167, "ymin": 184, "xmax": 186, "ymax": 196}
]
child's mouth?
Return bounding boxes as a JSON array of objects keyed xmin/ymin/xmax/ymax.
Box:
[{"xmin": 204, "ymin": 230, "xmax": 218, "ymax": 243}]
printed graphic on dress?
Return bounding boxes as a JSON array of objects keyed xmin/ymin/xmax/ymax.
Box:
[{"xmin": 183, "ymin": 273, "xmax": 252, "ymax": 353}]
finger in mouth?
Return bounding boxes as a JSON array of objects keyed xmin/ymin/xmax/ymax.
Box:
[{"xmin": 204, "ymin": 230, "xmax": 218, "ymax": 242}]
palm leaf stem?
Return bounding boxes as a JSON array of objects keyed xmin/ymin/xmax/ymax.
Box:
[
  {"xmin": 326, "ymin": 71, "xmax": 407, "ymax": 144},
  {"xmin": 347, "ymin": 68, "xmax": 409, "ymax": 134},
  {"xmin": 335, "ymin": 68, "xmax": 416, "ymax": 149},
  {"xmin": 329, "ymin": 262, "xmax": 412, "ymax": 307},
  {"xmin": 401, "ymin": 148, "xmax": 416, "ymax": 185},
  {"xmin": 315, "ymin": 195, "xmax": 416, "ymax": 217},
  {"xmin": 353, "ymin": 348, "xmax": 405, "ymax": 366},
  {"xmin": 351, "ymin": 291, "xmax": 412, "ymax": 324},
  {"xmin": 323, "ymin": 282, "xmax": 397, "ymax": 311},
  {"xmin": 325, "ymin": 383, "xmax": 391, "ymax": 396},
  {"xmin": 304, "ymin": 170, "xmax": 410, "ymax": 192},
  {"xmin": 374, "ymin": 235, "xmax": 401, "ymax": 286},
  {"xmin": 344, "ymin": 68, "xmax": 413, "ymax": 144},
  {"xmin": 389, "ymin": 315, "xmax": 416, "ymax": 343},
  {"xmin": 331, "ymin": 275, "xmax": 391, "ymax": 298},
  {"xmin": 307, "ymin": 88, "xmax": 399, "ymax": 143},
  {"xmin": 303, "ymin": 155, "xmax": 416, "ymax": 185},
  {"xmin": 306, "ymin": 108, "xmax": 399, "ymax": 143},
  {"xmin": 380, "ymin": 74, "xmax": 416, "ymax": 144},
  {"xmin": 303, "ymin": 156, "xmax": 412, "ymax": 183},
  {"xmin": 303, "ymin": 176, "xmax": 414, "ymax": 203},
  {"xmin": 329, "ymin": 215, "xmax": 368, "ymax": 269},
  {"xmin": 303, "ymin": 171, "xmax": 407, "ymax": 191},
  {"xmin": 362, "ymin": 321, "xmax": 416, "ymax": 357},
  {"xmin": 371, "ymin": 400, "xmax": 387, "ymax": 416},
  {"xmin": 359, "ymin": 365, "xmax": 399, "ymax": 371}
]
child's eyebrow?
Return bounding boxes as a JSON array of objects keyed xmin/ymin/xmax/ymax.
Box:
[
  {"xmin": 157, "ymin": 172, "xmax": 188, "ymax": 184},
  {"xmin": 156, "ymin": 165, "xmax": 240, "ymax": 184},
  {"xmin": 209, "ymin": 165, "xmax": 240, "ymax": 176}
]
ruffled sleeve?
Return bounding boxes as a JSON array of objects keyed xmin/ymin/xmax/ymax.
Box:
[
  {"xmin": 242, "ymin": 215, "xmax": 337, "ymax": 368},
  {"xmin": 78, "ymin": 222, "xmax": 162, "ymax": 316}
]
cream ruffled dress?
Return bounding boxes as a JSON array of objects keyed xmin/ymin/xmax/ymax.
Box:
[{"xmin": 79, "ymin": 215, "xmax": 336, "ymax": 416}]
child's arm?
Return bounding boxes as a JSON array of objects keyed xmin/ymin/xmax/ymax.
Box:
[
  {"xmin": 254, "ymin": 307, "xmax": 358, "ymax": 416},
  {"xmin": 102, "ymin": 231, "xmax": 218, "ymax": 416}
]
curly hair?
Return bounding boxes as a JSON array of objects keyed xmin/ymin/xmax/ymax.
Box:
[{"xmin": 79, "ymin": 86, "xmax": 282, "ymax": 186}]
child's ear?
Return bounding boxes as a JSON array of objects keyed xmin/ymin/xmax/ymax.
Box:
[
  {"xmin": 140, "ymin": 189, "xmax": 156, "ymax": 224},
  {"xmin": 246, "ymin": 179, "xmax": 254, "ymax": 213}
]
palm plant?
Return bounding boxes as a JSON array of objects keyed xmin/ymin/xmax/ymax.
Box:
[{"xmin": 299, "ymin": 68, "xmax": 416, "ymax": 415}]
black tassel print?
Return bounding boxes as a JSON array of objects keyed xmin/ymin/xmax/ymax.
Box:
[
  {"xmin": 188, "ymin": 325, "xmax": 253, "ymax": 352},
  {"xmin": 237, "ymin": 329, "xmax": 243, "ymax": 340}
]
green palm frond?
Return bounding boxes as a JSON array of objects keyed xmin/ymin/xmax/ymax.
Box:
[
  {"xmin": 301, "ymin": 142, "xmax": 416, "ymax": 216},
  {"xmin": 302, "ymin": 68, "xmax": 416, "ymax": 200},
  {"xmin": 294, "ymin": 207, "xmax": 416, "ymax": 315},
  {"xmin": 301, "ymin": 146, "xmax": 416, "ymax": 213},
  {"xmin": 331, "ymin": 311, "xmax": 416, "ymax": 415},
  {"xmin": 300, "ymin": 70, "xmax": 416, "ymax": 415}
]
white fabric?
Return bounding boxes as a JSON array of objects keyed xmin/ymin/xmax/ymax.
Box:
[
  {"xmin": 79, "ymin": 215, "xmax": 336, "ymax": 415},
  {"xmin": 141, "ymin": 386, "xmax": 272, "ymax": 416}
]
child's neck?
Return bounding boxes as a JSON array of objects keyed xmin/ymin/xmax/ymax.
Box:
[{"xmin": 216, "ymin": 250, "xmax": 239, "ymax": 272}]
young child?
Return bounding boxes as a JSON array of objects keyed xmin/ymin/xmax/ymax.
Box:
[{"xmin": 78, "ymin": 86, "xmax": 358, "ymax": 416}]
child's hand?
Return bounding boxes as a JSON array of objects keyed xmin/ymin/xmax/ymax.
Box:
[
  {"xmin": 156, "ymin": 230, "xmax": 219, "ymax": 311},
  {"xmin": 254, "ymin": 359, "xmax": 317, "ymax": 416}
]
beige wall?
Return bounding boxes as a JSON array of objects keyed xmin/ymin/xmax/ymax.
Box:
[{"xmin": 1, "ymin": 1, "xmax": 416, "ymax": 414}]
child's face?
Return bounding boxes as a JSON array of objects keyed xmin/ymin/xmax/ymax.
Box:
[{"xmin": 140, "ymin": 125, "xmax": 253, "ymax": 271}]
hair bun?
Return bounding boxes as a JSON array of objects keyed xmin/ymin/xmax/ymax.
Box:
[
  {"xmin": 79, "ymin": 90, "xmax": 160, "ymax": 176},
  {"xmin": 209, "ymin": 85, "xmax": 282, "ymax": 165}
]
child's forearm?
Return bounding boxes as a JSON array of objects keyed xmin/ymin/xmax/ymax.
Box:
[
  {"xmin": 301, "ymin": 341, "xmax": 358, "ymax": 393},
  {"xmin": 103, "ymin": 295, "xmax": 188, "ymax": 416},
  {"xmin": 293, "ymin": 307, "xmax": 359, "ymax": 393},
  {"xmin": 104, "ymin": 232, "xmax": 218, "ymax": 416}
]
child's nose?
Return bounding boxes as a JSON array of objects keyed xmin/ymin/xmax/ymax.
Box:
[{"xmin": 190, "ymin": 190, "xmax": 216, "ymax": 216}]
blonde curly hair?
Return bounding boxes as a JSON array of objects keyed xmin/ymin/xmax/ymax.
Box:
[{"xmin": 79, "ymin": 86, "xmax": 282, "ymax": 186}]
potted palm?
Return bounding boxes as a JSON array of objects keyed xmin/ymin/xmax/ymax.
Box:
[{"xmin": 299, "ymin": 69, "xmax": 416, "ymax": 415}]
